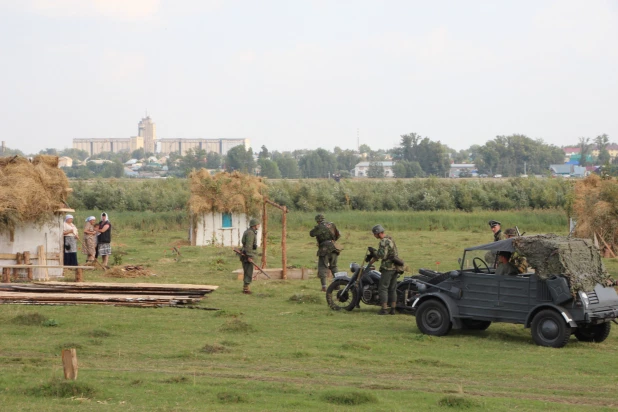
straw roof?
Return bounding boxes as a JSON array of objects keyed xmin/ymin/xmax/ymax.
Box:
[
  {"xmin": 188, "ymin": 170, "xmax": 264, "ymax": 217},
  {"xmin": 0, "ymin": 155, "xmax": 70, "ymax": 233}
]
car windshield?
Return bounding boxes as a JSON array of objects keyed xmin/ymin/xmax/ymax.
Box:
[{"xmin": 460, "ymin": 239, "xmax": 515, "ymax": 271}]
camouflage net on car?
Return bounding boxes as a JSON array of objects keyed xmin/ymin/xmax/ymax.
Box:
[{"xmin": 512, "ymin": 234, "xmax": 612, "ymax": 293}]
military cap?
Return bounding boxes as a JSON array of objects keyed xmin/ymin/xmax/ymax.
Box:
[
  {"xmin": 372, "ymin": 224, "xmax": 385, "ymax": 235},
  {"xmin": 504, "ymin": 228, "xmax": 517, "ymax": 237},
  {"xmin": 488, "ymin": 220, "xmax": 501, "ymax": 227},
  {"xmin": 249, "ymin": 218, "xmax": 260, "ymax": 227},
  {"xmin": 315, "ymin": 214, "xmax": 325, "ymax": 222}
]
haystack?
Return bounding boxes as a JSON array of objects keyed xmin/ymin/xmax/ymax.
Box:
[
  {"xmin": 0, "ymin": 155, "xmax": 70, "ymax": 234},
  {"xmin": 512, "ymin": 234, "xmax": 612, "ymax": 293},
  {"xmin": 571, "ymin": 174, "xmax": 618, "ymax": 254},
  {"xmin": 188, "ymin": 170, "xmax": 264, "ymax": 218}
]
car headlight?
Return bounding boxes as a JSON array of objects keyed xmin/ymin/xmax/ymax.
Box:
[{"xmin": 579, "ymin": 292, "xmax": 589, "ymax": 308}]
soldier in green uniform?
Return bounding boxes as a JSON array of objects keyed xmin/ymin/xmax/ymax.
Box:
[
  {"xmin": 240, "ymin": 218, "xmax": 260, "ymax": 294},
  {"xmin": 369, "ymin": 224, "xmax": 401, "ymax": 315},
  {"xmin": 310, "ymin": 214, "xmax": 341, "ymax": 292},
  {"xmin": 504, "ymin": 228, "xmax": 529, "ymax": 274},
  {"xmin": 489, "ymin": 220, "xmax": 506, "ymax": 242},
  {"xmin": 495, "ymin": 251, "xmax": 519, "ymax": 276}
]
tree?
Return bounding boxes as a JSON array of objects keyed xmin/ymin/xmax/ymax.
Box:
[
  {"xmin": 205, "ymin": 152, "xmax": 222, "ymax": 169},
  {"xmin": 40, "ymin": 148, "xmax": 58, "ymax": 155},
  {"xmin": 178, "ymin": 148, "xmax": 207, "ymax": 176},
  {"xmin": 595, "ymin": 134, "xmax": 610, "ymax": 164},
  {"xmin": 275, "ymin": 156, "xmax": 301, "ymax": 178},
  {"xmin": 225, "ymin": 145, "xmax": 256, "ymax": 173},
  {"xmin": 367, "ymin": 162, "xmax": 385, "ymax": 178},
  {"xmin": 258, "ymin": 158, "xmax": 281, "ymax": 178},
  {"xmin": 336, "ymin": 150, "xmax": 361, "ymax": 173},
  {"xmin": 298, "ymin": 149, "xmax": 337, "ymax": 178},
  {"xmin": 258, "ymin": 145, "xmax": 270, "ymax": 159},
  {"xmin": 578, "ymin": 137, "xmax": 593, "ymax": 166},
  {"xmin": 392, "ymin": 163, "xmax": 407, "ymax": 178},
  {"xmin": 59, "ymin": 148, "xmax": 89, "ymax": 161},
  {"xmin": 359, "ymin": 144, "xmax": 371, "ymax": 155},
  {"xmin": 131, "ymin": 148, "xmax": 145, "ymax": 160}
]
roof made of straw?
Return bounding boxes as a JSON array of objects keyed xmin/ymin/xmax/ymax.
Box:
[
  {"xmin": 188, "ymin": 170, "xmax": 264, "ymax": 217},
  {"xmin": 572, "ymin": 174, "xmax": 618, "ymax": 249},
  {"xmin": 0, "ymin": 155, "xmax": 70, "ymax": 232}
]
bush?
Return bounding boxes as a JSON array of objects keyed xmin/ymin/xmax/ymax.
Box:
[{"xmin": 27, "ymin": 379, "xmax": 96, "ymax": 398}]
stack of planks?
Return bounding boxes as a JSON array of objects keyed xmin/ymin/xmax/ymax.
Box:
[{"xmin": 0, "ymin": 281, "xmax": 218, "ymax": 308}]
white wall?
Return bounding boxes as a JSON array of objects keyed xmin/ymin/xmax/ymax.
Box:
[
  {"xmin": 0, "ymin": 215, "xmax": 64, "ymax": 279},
  {"xmin": 191, "ymin": 212, "xmax": 262, "ymax": 247}
]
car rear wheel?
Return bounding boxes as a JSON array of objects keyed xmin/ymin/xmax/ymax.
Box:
[
  {"xmin": 574, "ymin": 322, "xmax": 611, "ymax": 343},
  {"xmin": 416, "ymin": 300, "xmax": 452, "ymax": 336},
  {"xmin": 530, "ymin": 309, "xmax": 571, "ymax": 348},
  {"xmin": 461, "ymin": 319, "xmax": 492, "ymax": 331}
]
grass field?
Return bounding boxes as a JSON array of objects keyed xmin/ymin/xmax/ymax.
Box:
[{"xmin": 1, "ymin": 211, "xmax": 617, "ymax": 411}]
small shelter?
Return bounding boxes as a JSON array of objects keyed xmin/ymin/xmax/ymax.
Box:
[
  {"xmin": 188, "ymin": 170, "xmax": 264, "ymax": 247},
  {"xmin": 0, "ymin": 155, "xmax": 72, "ymax": 280}
]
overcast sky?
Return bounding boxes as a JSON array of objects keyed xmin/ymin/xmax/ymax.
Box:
[{"xmin": 1, "ymin": 0, "xmax": 617, "ymax": 154}]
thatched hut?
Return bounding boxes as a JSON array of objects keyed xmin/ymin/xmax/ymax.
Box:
[
  {"xmin": 0, "ymin": 155, "xmax": 72, "ymax": 279},
  {"xmin": 188, "ymin": 170, "xmax": 264, "ymax": 247}
]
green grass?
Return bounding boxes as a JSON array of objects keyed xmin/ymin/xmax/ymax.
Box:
[{"xmin": 0, "ymin": 210, "xmax": 616, "ymax": 411}]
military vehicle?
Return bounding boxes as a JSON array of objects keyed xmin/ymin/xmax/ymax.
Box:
[{"xmin": 410, "ymin": 236, "xmax": 618, "ymax": 347}]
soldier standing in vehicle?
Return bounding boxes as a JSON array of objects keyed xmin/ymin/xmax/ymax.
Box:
[
  {"xmin": 489, "ymin": 220, "xmax": 505, "ymax": 242},
  {"xmin": 310, "ymin": 214, "xmax": 341, "ymax": 292},
  {"xmin": 369, "ymin": 224, "xmax": 401, "ymax": 315},
  {"xmin": 504, "ymin": 228, "xmax": 529, "ymax": 274},
  {"xmin": 240, "ymin": 218, "xmax": 260, "ymax": 294}
]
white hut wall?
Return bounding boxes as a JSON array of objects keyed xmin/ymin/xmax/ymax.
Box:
[
  {"xmin": 0, "ymin": 215, "xmax": 64, "ymax": 279},
  {"xmin": 193, "ymin": 212, "xmax": 262, "ymax": 247}
]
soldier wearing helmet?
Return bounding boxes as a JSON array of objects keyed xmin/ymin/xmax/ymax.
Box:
[
  {"xmin": 369, "ymin": 224, "xmax": 401, "ymax": 315},
  {"xmin": 240, "ymin": 218, "xmax": 261, "ymax": 294},
  {"xmin": 310, "ymin": 213, "xmax": 341, "ymax": 292},
  {"xmin": 503, "ymin": 227, "xmax": 528, "ymax": 274}
]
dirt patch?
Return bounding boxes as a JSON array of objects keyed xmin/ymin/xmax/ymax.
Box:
[{"xmin": 104, "ymin": 265, "xmax": 153, "ymax": 278}]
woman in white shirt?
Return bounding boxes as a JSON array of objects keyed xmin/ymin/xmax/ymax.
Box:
[{"xmin": 63, "ymin": 214, "xmax": 79, "ymax": 266}]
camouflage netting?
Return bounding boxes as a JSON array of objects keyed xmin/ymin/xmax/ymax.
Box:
[
  {"xmin": 512, "ymin": 234, "xmax": 612, "ymax": 293},
  {"xmin": 0, "ymin": 155, "xmax": 70, "ymax": 234},
  {"xmin": 572, "ymin": 174, "xmax": 618, "ymax": 253},
  {"xmin": 188, "ymin": 170, "xmax": 264, "ymax": 218}
]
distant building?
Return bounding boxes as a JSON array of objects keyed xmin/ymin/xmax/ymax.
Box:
[
  {"xmin": 550, "ymin": 164, "xmax": 586, "ymax": 177},
  {"xmin": 58, "ymin": 156, "xmax": 73, "ymax": 168},
  {"xmin": 449, "ymin": 163, "xmax": 476, "ymax": 178},
  {"xmin": 354, "ymin": 161, "xmax": 395, "ymax": 177},
  {"xmin": 73, "ymin": 116, "xmax": 250, "ymax": 157}
]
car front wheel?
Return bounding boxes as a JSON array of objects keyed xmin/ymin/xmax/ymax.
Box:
[
  {"xmin": 530, "ymin": 309, "xmax": 571, "ymax": 348},
  {"xmin": 574, "ymin": 322, "xmax": 611, "ymax": 343},
  {"xmin": 416, "ymin": 300, "xmax": 452, "ymax": 336}
]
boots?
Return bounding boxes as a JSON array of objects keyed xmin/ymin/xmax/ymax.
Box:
[
  {"xmin": 243, "ymin": 285, "xmax": 252, "ymax": 294},
  {"xmin": 377, "ymin": 303, "xmax": 389, "ymax": 315},
  {"xmin": 390, "ymin": 302, "xmax": 397, "ymax": 315}
]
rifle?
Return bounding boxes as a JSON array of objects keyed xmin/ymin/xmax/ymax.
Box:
[
  {"xmin": 515, "ymin": 226, "xmax": 526, "ymax": 237},
  {"xmin": 233, "ymin": 248, "xmax": 271, "ymax": 279}
]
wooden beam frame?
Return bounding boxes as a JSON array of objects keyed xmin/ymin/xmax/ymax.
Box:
[{"xmin": 261, "ymin": 198, "xmax": 289, "ymax": 279}]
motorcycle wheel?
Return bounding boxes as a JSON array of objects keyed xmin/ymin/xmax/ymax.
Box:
[{"xmin": 326, "ymin": 279, "xmax": 359, "ymax": 311}]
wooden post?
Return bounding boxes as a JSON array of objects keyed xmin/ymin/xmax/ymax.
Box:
[
  {"xmin": 282, "ymin": 206, "xmax": 287, "ymax": 280},
  {"xmin": 23, "ymin": 251, "xmax": 33, "ymax": 281},
  {"xmin": 1, "ymin": 268, "xmax": 9, "ymax": 283},
  {"xmin": 61, "ymin": 348, "xmax": 78, "ymax": 380},
  {"xmin": 14, "ymin": 252, "xmax": 23, "ymax": 281},
  {"xmin": 75, "ymin": 268, "xmax": 83, "ymax": 282},
  {"xmin": 38, "ymin": 245, "xmax": 48, "ymax": 280},
  {"xmin": 261, "ymin": 199, "xmax": 268, "ymax": 269}
]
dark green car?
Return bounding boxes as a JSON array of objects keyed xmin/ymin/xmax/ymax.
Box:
[{"xmin": 411, "ymin": 236, "xmax": 618, "ymax": 348}]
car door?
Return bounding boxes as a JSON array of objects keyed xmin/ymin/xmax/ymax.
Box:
[
  {"xmin": 496, "ymin": 276, "xmax": 531, "ymax": 323},
  {"xmin": 457, "ymin": 273, "xmax": 500, "ymax": 319}
]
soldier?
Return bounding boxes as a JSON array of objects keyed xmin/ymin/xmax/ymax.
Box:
[
  {"xmin": 240, "ymin": 218, "xmax": 260, "ymax": 294},
  {"xmin": 489, "ymin": 220, "xmax": 505, "ymax": 242},
  {"xmin": 369, "ymin": 224, "xmax": 401, "ymax": 315},
  {"xmin": 504, "ymin": 228, "xmax": 529, "ymax": 274},
  {"xmin": 495, "ymin": 251, "xmax": 519, "ymax": 276},
  {"xmin": 310, "ymin": 214, "xmax": 341, "ymax": 292}
]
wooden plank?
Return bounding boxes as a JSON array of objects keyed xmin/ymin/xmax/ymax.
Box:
[
  {"xmin": 75, "ymin": 268, "xmax": 83, "ymax": 282},
  {"xmin": 0, "ymin": 265, "xmax": 95, "ymax": 269},
  {"xmin": 62, "ymin": 349, "xmax": 78, "ymax": 380},
  {"xmin": 0, "ymin": 291, "xmax": 199, "ymax": 302},
  {"xmin": 34, "ymin": 281, "xmax": 219, "ymax": 290},
  {"xmin": 1, "ymin": 268, "xmax": 9, "ymax": 283},
  {"xmin": 13, "ymin": 253, "xmax": 23, "ymax": 281},
  {"xmin": 38, "ymin": 245, "xmax": 48, "ymax": 281},
  {"xmin": 23, "ymin": 251, "xmax": 33, "ymax": 281},
  {"xmin": 596, "ymin": 231, "xmax": 617, "ymax": 258}
]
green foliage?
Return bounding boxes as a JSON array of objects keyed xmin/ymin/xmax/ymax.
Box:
[
  {"xmin": 288, "ymin": 293, "xmax": 321, "ymax": 304},
  {"xmin": 26, "ymin": 379, "xmax": 96, "ymax": 398},
  {"xmin": 321, "ymin": 391, "xmax": 378, "ymax": 405},
  {"xmin": 259, "ymin": 158, "xmax": 282, "ymax": 178},
  {"xmin": 274, "ymin": 155, "xmax": 301, "ymax": 178},
  {"xmin": 11, "ymin": 313, "xmax": 47, "ymax": 326},
  {"xmin": 219, "ymin": 319, "xmax": 255, "ymax": 333},
  {"xmin": 41, "ymin": 319, "xmax": 58, "ymax": 327},
  {"xmin": 225, "ymin": 145, "xmax": 256, "ymax": 173},
  {"xmin": 367, "ymin": 161, "xmax": 385, "ymax": 178},
  {"xmin": 438, "ymin": 395, "xmax": 480, "ymax": 408},
  {"xmin": 298, "ymin": 148, "xmax": 338, "ymax": 178},
  {"xmin": 217, "ymin": 391, "xmax": 248, "ymax": 403}
]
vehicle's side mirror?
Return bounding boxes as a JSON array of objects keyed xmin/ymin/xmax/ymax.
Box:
[{"xmin": 449, "ymin": 270, "xmax": 460, "ymax": 279}]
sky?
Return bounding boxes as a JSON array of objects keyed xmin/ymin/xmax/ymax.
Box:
[{"xmin": 1, "ymin": 0, "xmax": 617, "ymax": 154}]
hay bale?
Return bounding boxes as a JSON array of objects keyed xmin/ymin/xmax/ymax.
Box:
[
  {"xmin": 512, "ymin": 234, "xmax": 611, "ymax": 293},
  {"xmin": 572, "ymin": 174, "xmax": 618, "ymax": 252},
  {"xmin": 0, "ymin": 155, "xmax": 70, "ymax": 233},
  {"xmin": 188, "ymin": 170, "xmax": 264, "ymax": 217}
]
